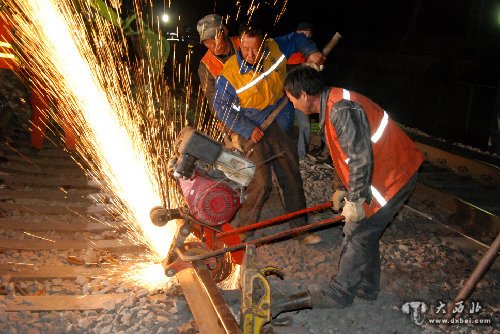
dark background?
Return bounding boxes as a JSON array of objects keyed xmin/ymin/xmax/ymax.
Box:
[{"xmin": 125, "ymin": 0, "xmax": 500, "ymax": 151}]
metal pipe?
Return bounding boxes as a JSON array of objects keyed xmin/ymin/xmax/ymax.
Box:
[
  {"xmin": 445, "ymin": 232, "xmax": 500, "ymax": 320},
  {"xmin": 177, "ymin": 215, "xmax": 344, "ymax": 262},
  {"xmin": 218, "ymin": 202, "xmax": 333, "ymax": 238}
]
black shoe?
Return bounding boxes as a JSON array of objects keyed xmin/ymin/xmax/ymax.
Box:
[{"xmin": 310, "ymin": 289, "xmax": 352, "ymax": 309}]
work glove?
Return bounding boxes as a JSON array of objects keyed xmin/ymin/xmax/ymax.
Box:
[
  {"xmin": 331, "ymin": 189, "xmax": 347, "ymax": 211},
  {"xmin": 342, "ymin": 199, "xmax": 365, "ymax": 224}
]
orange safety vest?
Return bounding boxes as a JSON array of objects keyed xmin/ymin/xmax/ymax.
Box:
[
  {"xmin": 0, "ymin": 15, "xmax": 17, "ymax": 71},
  {"xmin": 200, "ymin": 36, "xmax": 240, "ymax": 78},
  {"xmin": 287, "ymin": 51, "xmax": 306, "ymax": 65},
  {"xmin": 324, "ymin": 88, "xmax": 424, "ymax": 217}
]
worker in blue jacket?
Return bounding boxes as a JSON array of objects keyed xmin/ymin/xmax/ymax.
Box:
[{"xmin": 213, "ymin": 23, "xmax": 325, "ymax": 244}]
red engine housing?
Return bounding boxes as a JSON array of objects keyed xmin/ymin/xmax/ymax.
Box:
[{"xmin": 178, "ymin": 171, "xmax": 240, "ymax": 226}]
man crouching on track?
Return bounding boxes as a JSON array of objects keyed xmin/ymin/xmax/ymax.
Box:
[{"xmin": 283, "ymin": 65, "xmax": 424, "ymax": 308}]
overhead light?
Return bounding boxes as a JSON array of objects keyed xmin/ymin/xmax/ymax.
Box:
[{"xmin": 162, "ymin": 14, "xmax": 169, "ymax": 23}]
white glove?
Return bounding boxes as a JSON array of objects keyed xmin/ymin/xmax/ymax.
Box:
[
  {"xmin": 342, "ymin": 199, "xmax": 365, "ymax": 223},
  {"xmin": 331, "ymin": 189, "xmax": 347, "ymax": 211}
]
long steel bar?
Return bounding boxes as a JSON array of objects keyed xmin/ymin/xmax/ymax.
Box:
[
  {"xmin": 218, "ymin": 202, "xmax": 333, "ymax": 238},
  {"xmin": 177, "ymin": 215, "xmax": 344, "ymax": 262}
]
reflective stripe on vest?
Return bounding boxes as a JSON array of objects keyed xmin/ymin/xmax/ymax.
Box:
[
  {"xmin": 370, "ymin": 185, "xmax": 387, "ymax": 206},
  {"xmin": 0, "ymin": 41, "xmax": 15, "ymax": 59},
  {"xmin": 371, "ymin": 111, "xmax": 388, "ymax": 143},
  {"xmin": 0, "ymin": 41, "xmax": 11, "ymax": 48},
  {"xmin": 0, "ymin": 52, "xmax": 15, "ymax": 59},
  {"xmin": 342, "ymin": 89, "xmax": 350, "ymax": 100},
  {"xmin": 342, "ymin": 89, "xmax": 388, "ymax": 143},
  {"xmin": 342, "ymin": 89, "xmax": 389, "ymax": 207},
  {"xmin": 235, "ymin": 54, "xmax": 286, "ymax": 94},
  {"xmin": 343, "ymin": 162, "xmax": 386, "ymax": 206}
]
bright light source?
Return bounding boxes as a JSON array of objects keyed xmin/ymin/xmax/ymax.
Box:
[{"xmin": 162, "ymin": 14, "xmax": 169, "ymax": 23}]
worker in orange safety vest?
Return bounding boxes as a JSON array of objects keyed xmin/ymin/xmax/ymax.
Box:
[
  {"xmin": 284, "ymin": 65, "xmax": 424, "ymax": 309},
  {"xmin": 197, "ymin": 14, "xmax": 240, "ymax": 134},
  {"xmin": 1, "ymin": 7, "xmax": 75, "ymax": 151},
  {"xmin": 29, "ymin": 86, "xmax": 76, "ymax": 151},
  {"xmin": 1, "ymin": 7, "xmax": 33, "ymax": 133},
  {"xmin": 0, "ymin": 10, "xmax": 17, "ymax": 71}
]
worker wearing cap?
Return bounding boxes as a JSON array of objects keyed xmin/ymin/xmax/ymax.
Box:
[
  {"xmin": 287, "ymin": 22, "xmax": 313, "ymax": 66},
  {"xmin": 213, "ymin": 23, "xmax": 326, "ymax": 245},
  {"xmin": 284, "ymin": 65, "xmax": 424, "ymax": 308},
  {"xmin": 196, "ymin": 14, "xmax": 240, "ymax": 132}
]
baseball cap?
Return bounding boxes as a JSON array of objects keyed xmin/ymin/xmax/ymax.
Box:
[
  {"xmin": 296, "ymin": 21, "xmax": 313, "ymax": 32},
  {"xmin": 197, "ymin": 14, "xmax": 224, "ymax": 43}
]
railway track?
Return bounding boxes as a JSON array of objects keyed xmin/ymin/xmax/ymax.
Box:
[
  {"xmin": 0, "ymin": 129, "xmax": 498, "ymax": 334},
  {"xmin": 0, "ymin": 131, "xmax": 195, "ymax": 334}
]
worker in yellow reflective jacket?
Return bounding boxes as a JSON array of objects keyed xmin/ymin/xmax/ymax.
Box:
[{"xmin": 213, "ymin": 24, "xmax": 325, "ymax": 245}]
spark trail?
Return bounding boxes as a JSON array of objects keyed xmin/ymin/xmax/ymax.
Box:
[
  {"xmin": 3, "ymin": 0, "xmax": 180, "ymax": 268},
  {"xmin": 2, "ymin": 0, "xmax": 291, "ymax": 289}
]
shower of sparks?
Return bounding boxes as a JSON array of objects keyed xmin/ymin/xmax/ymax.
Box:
[
  {"xmin": 3, "ymin": 0, "xmax": 184, "ymax": 265},
  {"xmin": 124, "ymin": 262, "xmax": 173, "ymax": 291},
  {"xmin": 246, "ymin": 0, "xmax": 260, "ymax": 23},
  {"xmin": 274, "ymin": 0, "xmax": 288, "ymax": 24},
  {"xmin": 219, "ymin": 264, "xmax": 241, "ymax": 290},
  {"xmin": 2, "ymin": 0, "xmax": 292, "ymax": 289}
]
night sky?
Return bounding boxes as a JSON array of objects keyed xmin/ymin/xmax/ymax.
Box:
[
  {"xmin": 132, "ymin": 1, "xmax": 499, "ymax": 42},
  {"xmin": 122, "ymin": 0, "xmax": 499, "ymax": 150}
]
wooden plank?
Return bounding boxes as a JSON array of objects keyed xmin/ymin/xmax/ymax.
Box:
[
  {"xmin": 0, "ymin": 202, "xmax": 114, "ymax": 215},
  {"xmin": 0, "ymin": 145, "xmax": 72, "ymax": 159},
  {"xmin": 1, "ymin": 154, "xmax": 80, "ymax": 167},
  {"xmin": 415, "ymin": 142, "xmax": 500, "ymax": 183},
  {"xmin": 0, "ymin": 161, "xmax": 83, "ymax": 175},
  {"xmin": 0, "ymin": 165, "xmax": 87, "ymax": 178},
  {"xmin": 409, "ymin": 182, "xmax": 500, "ymax": 236},
  {"xmin": 0, "ymin": 174, "xmax": 97, "ymax": 189},
  {"xmin": 0, "ymin": 294, "xmax": 129, "ymax": 311},
  {"xmin": 0, "ymin": 188, "xmax": 96, "ymax": 202},
  {"xmin": 0, "ymin": 293, "xmax": 165, "ymax": 311},
  {"xmin": 0, "ymin": 238, "xmax": 142, "ymax": 251},
  {"xmin": 0, "ymin": 219, "xmax": 121, "ymax": 232},
  {"xmin": 0, "ymin": 264, "xmax": 129, "ymax": 280}
]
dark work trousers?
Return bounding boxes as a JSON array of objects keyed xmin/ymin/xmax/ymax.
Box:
[
  {"xmin": 238, "ymin": 121, "xmax": 307, "ymax": 229},
  {"xmin": 328, "ymin": 173, "xmax": 418, "ymax": 302}
]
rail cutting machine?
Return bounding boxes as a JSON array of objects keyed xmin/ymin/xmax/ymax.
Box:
[{"xmin": 150, "ymin": 126, "xmax": 344, "ymax": 334}]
